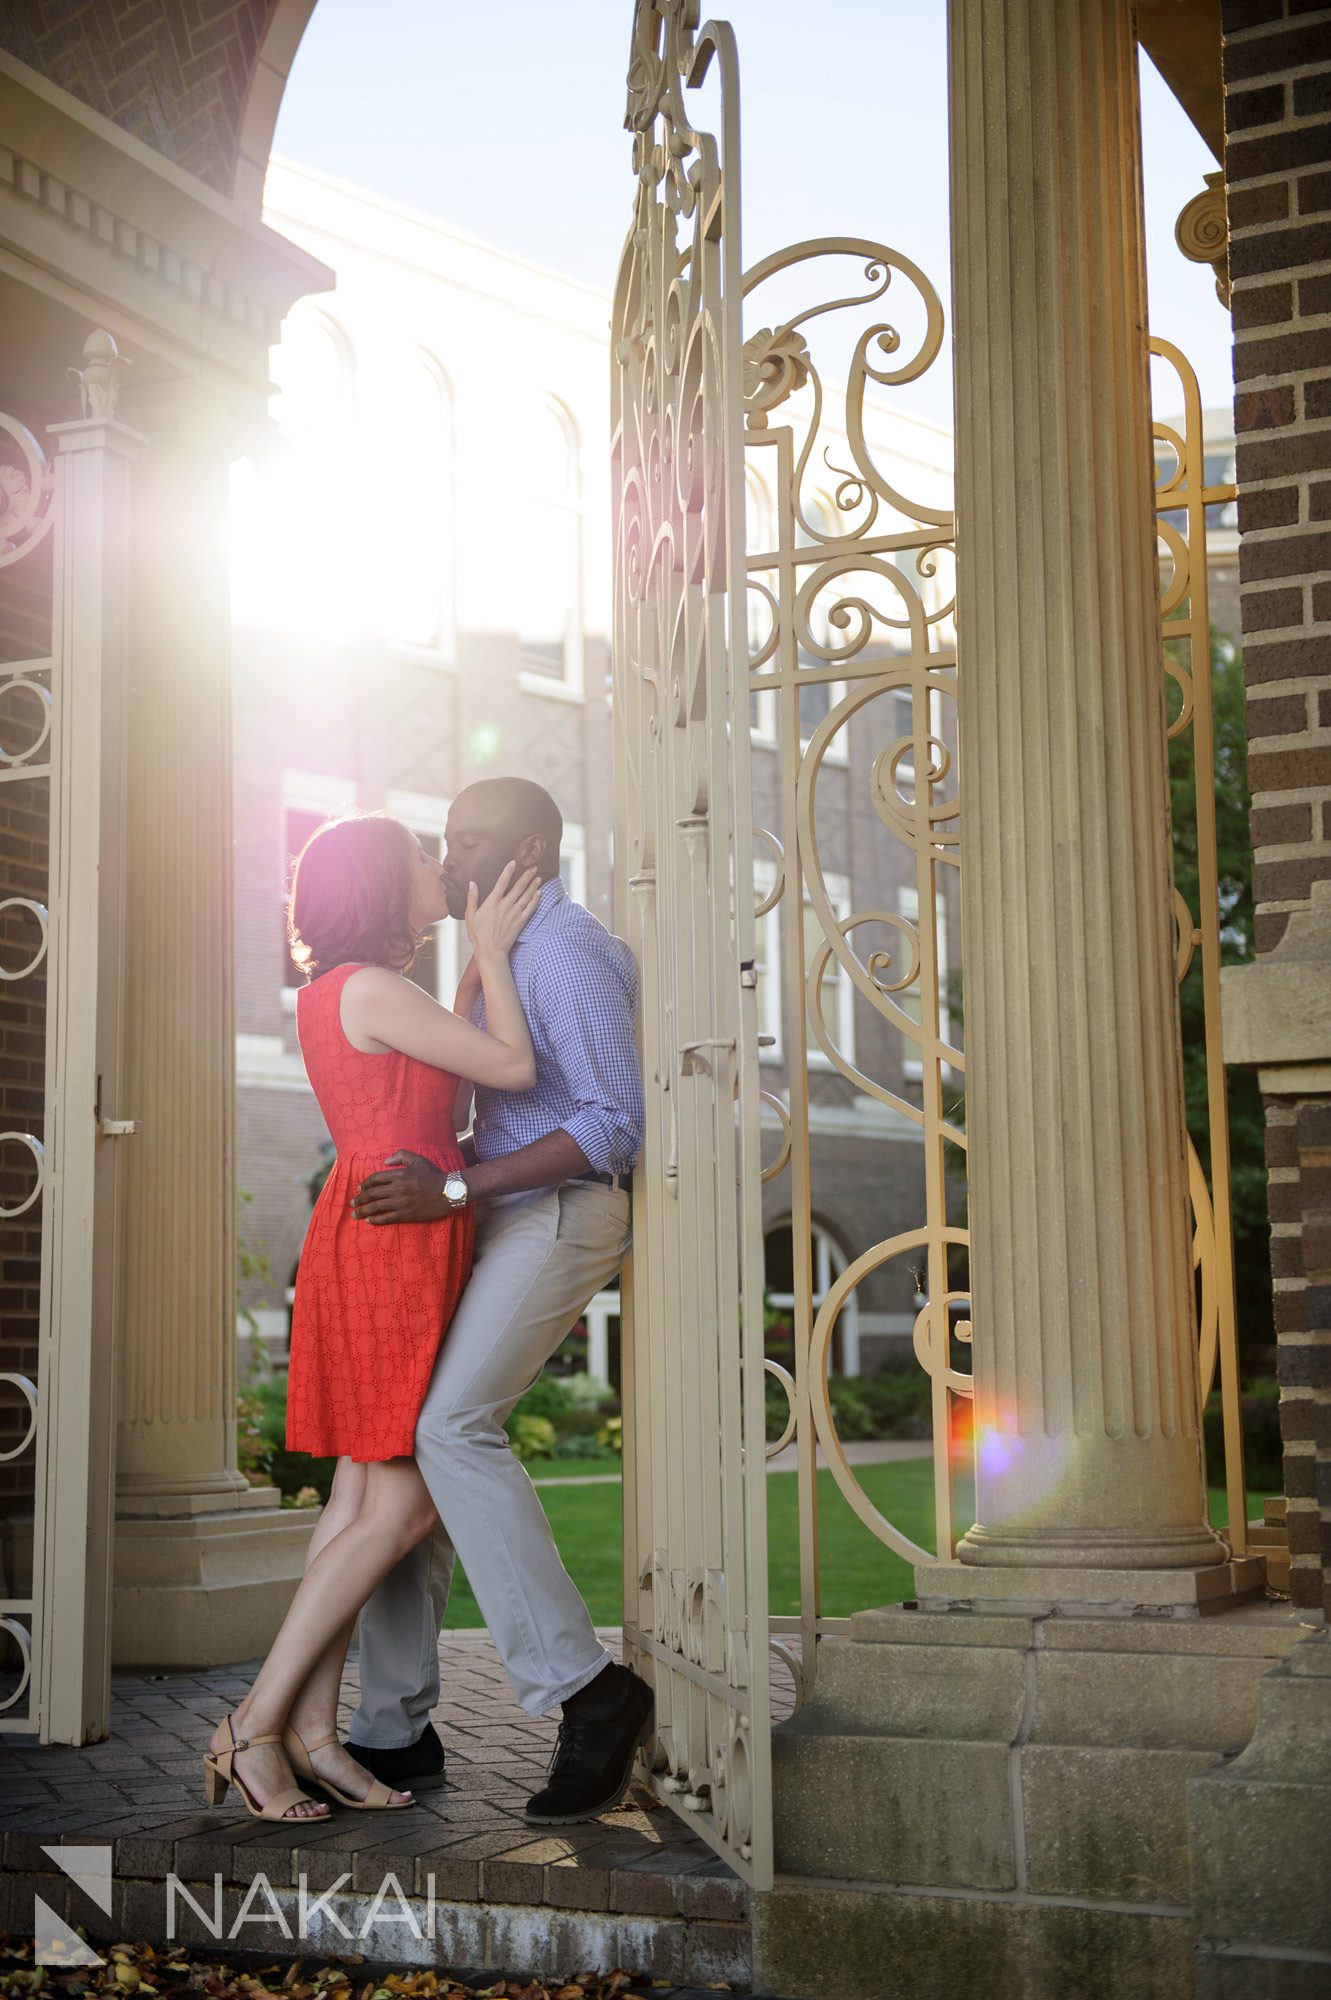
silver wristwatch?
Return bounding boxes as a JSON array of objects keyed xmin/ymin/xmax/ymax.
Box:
[{"xmin": 442, "ymin": 1170, "xmax": 470, "ymax": 1210}]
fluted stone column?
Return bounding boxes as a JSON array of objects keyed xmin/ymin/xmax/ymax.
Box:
[
  {"xmin": 114, "ymin": 388, "xmax": 246, "ymax": 1511},
  {"xmin": 111, "ymin": 386, "xmax": 315, "ymax": 1665},
  {"xmin": 917, "ymin": 0, "xmax": 1252, "ymax": 1604}
]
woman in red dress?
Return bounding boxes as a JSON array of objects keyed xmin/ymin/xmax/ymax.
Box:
[{"xmin": 205, "ymin": 813, "xmax": 539, "ymax": 1822}]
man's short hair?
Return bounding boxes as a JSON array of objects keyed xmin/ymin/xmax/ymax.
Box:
[{"xmin": 463, "ymin": 776, "xmax": 563, "ymax": 859}]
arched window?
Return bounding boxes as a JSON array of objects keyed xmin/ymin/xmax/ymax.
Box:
[
  {"xmin": 272, "ymin": 307, "xmax": 353, "ymax": 448},
  {"xmin": 763, "ymin": 1218, "xmax": 861, "ymax": 1376},
  {"xmin": 231, "ymin": 307, "xmax": 356, "ymax": 635},
  {"xmin": 372, "ymin": 352, "xmax": 455, "ymax": 657},
  {"xmin": 517, "ymin": 398, "xmax": 583, "ymax": 698}
]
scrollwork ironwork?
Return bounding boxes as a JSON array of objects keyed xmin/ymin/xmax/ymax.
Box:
[
  {"xmin": 738, "ymin": 229, "xmax": 968, "ymax": 1671},
  {"xmin": 0, "ymin": 417, "xmax": 54, "ymax": 569}
]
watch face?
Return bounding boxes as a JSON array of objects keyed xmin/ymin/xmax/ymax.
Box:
[{"xmin": 444, "ymin": 1174, "xmax": 468, "ymax": 1204}]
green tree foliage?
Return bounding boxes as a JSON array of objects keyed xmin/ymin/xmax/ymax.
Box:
[{"xmin": 1169, "ymin": 629, "xmax": 1273, "ymax": 1366}]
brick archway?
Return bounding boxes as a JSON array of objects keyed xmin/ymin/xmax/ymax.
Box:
[{"xmin": 234, "ymin": 0, "xmax": 320, "ymax": 209}]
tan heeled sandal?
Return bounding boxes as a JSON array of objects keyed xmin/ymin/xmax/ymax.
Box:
[
  {"xmin": 283, "ymin": 1725, "xmax": 413, "ymax": 1811},
  {"xmin": 202, "ymin": 1716, "xmax": 330, "ymax": 1821}
]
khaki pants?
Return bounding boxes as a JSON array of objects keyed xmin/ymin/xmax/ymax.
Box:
[{"xmin": 349, "ymin": 1180, "xmax": 632, "ymax": 1738}]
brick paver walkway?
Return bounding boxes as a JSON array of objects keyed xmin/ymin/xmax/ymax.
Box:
[{"xmin": 0, "ymin": 1631, "xmax": 798, "ymax": 1992}]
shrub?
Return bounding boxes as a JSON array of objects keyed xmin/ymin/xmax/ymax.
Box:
[
  {"xmin": 509, "ymin": 1374, "xmax": 577, "ymax": 1420},
  {"xmin": 855, "ymin": 1367, "xmax": 934, "ymax": 1440},
  {"xmin": 508, "ymin": 1413, "xmax": 557, "ymax": 1462},
  {"xmin": 551, "ymin": 1432, "xmax": 618, "ymax": 1461},
  {"xmin": 827, "ymin": 1379, "xmax": 878, "ymax": 1441},
  {"xmin": 244, "ymin": 1375, "xmax": 336, "ymax": 1506},
  {"xmin": 563, "ymin": 1372, "xmax": 617, "ymax": 1412},
  {"xmin": 596, "ymin": 1415, "xmax": 623, "ymax": 1456},
  {"xmin": 763, "ymin": 1365, "xmax": 935, "ymax": 1445},
  {"xmin": 765, "ymin": 1375, "xmax": 794, "ymax": 1443},
  {"xmin": 236, "ymin": 1387, "xmax": 272, "ymax": 1488}
]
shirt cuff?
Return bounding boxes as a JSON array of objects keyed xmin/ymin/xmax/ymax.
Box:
[{"xmin": 560, "ymin": 1112, "xmax": 619, "ymax": 1176}]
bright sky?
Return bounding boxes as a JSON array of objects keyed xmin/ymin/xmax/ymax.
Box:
[{"xmin": 272, "ymin": 0, "xmax": 1233, "ymax": 431}]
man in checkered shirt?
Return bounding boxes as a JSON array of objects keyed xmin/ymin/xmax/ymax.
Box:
[{"xmin": 347, "ymin": 777, "xmax": 652, "ymax": 1824}]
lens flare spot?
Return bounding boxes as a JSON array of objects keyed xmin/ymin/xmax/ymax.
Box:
[
  {"xmin": 467, "ymin": 724, "xmax": 501, "ymax": 763},
  {"xmin": 977, "ymin": 1425, "xmax": 1017, "ymax": 1477}
]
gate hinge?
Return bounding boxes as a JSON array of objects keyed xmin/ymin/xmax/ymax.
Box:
[{"xmin": 739, "ymin": 963, "xmax": 758, "ymax": 989}]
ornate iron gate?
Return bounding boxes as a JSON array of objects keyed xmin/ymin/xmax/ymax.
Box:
[
  {"xmin": 1, "ymin": 345, "xmax": 135, "ymax": 1743},
  {"xmin": 609, "ymin": 0, "xmax": 1249, "ymax": 1884},
  {"xmin": 737, "ymin": 234, "xmax": 964, "ymax": 1686},
  {"xmin": 612, "ymin": 1, "xmax": 772, "ymax": 1885}
]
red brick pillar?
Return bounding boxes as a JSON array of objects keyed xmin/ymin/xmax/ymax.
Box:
[{"xmin": 1221, "ymin": 0, "xmax": 1331, "ymax": 1621}]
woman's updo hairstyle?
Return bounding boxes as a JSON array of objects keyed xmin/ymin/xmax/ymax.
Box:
[{"xmin": 287, "ymin": 812, "xmax": 423, "ymax": 979}]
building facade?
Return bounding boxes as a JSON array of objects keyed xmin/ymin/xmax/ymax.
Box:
[{"xmin": 232, "ymin": 159, "xmax": 959, "ymax": 1380}]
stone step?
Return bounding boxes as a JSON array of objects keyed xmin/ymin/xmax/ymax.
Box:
[{"xmin": 1, "ymin": 1822, "xmax": 750, "ymax": 1992}]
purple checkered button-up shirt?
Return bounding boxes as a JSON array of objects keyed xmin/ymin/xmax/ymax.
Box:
[{"xmin": 469, "ymin": 876, "xmax": 643, "ymax": 1177}]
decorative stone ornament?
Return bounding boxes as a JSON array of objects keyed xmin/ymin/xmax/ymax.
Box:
[
  {"xmin": 1175, "ymin": 171, "xmax": 1230, "ymax": 308},
  {"xmin": 67, "ymin": 329, "xmax": 130, "ymax": 421}
]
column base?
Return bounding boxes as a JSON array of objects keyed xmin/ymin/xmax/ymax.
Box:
[
  {"xmin": 111, "ymin": 1497, "xmax": 320, "ymax": 1670},
  {"xmin": 762, "ymin": 1599, "xmax": 1307, "ymax": 2000},
  {"xmin": 914, "ymin": 1556, "xmax": 1266, "ymax": 1616},
  {"xmin": 955, "ymin": 1516, "xmax": 1230, "ymax": 1570}
]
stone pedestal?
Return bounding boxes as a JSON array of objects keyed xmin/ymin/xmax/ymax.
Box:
[
  {"xmin": 109, "ymin": 386, "xmax": 315, "ymax": 1666},
  {"xmin": 756, "ymin": 1601, "xmax": 1306, "ymax": 2000},
  {"xmin": 1189, "ymin": 1628, "xmax": 1331, "ymax": 1997},
  {"xmin": 933, "ymin": 0, "xmax": 1231, "ymax": 1606}
]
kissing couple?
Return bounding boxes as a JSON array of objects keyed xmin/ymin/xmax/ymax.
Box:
[{"xmin": 205, "ymin": 777, "xmax": 653, "ymax": 1827}]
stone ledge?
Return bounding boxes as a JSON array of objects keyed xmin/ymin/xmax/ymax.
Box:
[
  {"xmin": 0, "ymin": 1865, "xmax": 752, "ymax": 1993},
  {"xmin": 913, "ymin": 1555, "xmax": 1265, "ymax": 1613},
  {"xmin": 1222, "ymin": 879, "xmax": 1331, "ymax": 1070}
]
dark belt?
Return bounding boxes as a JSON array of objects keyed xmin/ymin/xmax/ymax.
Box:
[{"xmin": 576, "ymin": 1170, "xmax": 633, "ymax": 1191}]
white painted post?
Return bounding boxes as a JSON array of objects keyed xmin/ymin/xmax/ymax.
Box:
[
  {"xmin": 584, "ymin": 1292, "xmax": 614, "ymax": 1387},
  {"xmin": 38, "ymin": 356, "xmax": 143, "ymax": 1744}
]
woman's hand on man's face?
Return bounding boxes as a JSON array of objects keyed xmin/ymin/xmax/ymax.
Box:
[{"xmin": 466, "ymin": 860, "xmax": 541, "ymax": 957}]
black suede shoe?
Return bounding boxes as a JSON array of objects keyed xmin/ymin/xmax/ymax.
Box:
[
  {"xmin": 344, "ymin": 1723, "xmax": 446, "ymax": 1793},
  {"xmin": 524, "ymin": 1663, "xmax": 655, "ymax": 1824}
]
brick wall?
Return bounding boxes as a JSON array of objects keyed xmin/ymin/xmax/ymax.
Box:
[
  {"xmin": 1222, "ymin": 0, "xmax": 1331, "ymax": 1615},
  {"xmin": 0, "ymin": 1, "xmax": 278, "ymax": 196},
  {"xmin": 1264, "ymin": 1097, "xmax": 1331, "ymax": 1615}
]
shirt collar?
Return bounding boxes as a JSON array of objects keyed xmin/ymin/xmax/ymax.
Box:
[{"xmin": 518, "ymin": 874, "xmax": 567, "ymax": 943}]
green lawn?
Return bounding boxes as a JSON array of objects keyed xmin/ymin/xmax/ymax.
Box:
[{"xmin": 441, "ymin": 1458, "xmax": 1271, "ymax": 1629}]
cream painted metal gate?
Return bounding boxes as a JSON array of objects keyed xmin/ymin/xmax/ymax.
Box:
[
  {"xmin": 612, "ymin": 1, "xmax": 772, "ymax": 1886},
  {"xmin": 1, "ymin": 350, "xmax": 135, "ymax": 1744},
  {"xmin": 610, "ymin": 0, "xmax": 1250, "ymax": 1884}
]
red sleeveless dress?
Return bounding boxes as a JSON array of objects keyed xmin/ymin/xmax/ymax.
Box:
[{"xmin": 287, "ymin": 962, "xmax": 474, "ymax": 1462}]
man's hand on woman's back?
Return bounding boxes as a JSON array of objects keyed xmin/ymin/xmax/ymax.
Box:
[{"xmin": 353, "ymin": 1150, "xmax": 449, "ymax": 1225}]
